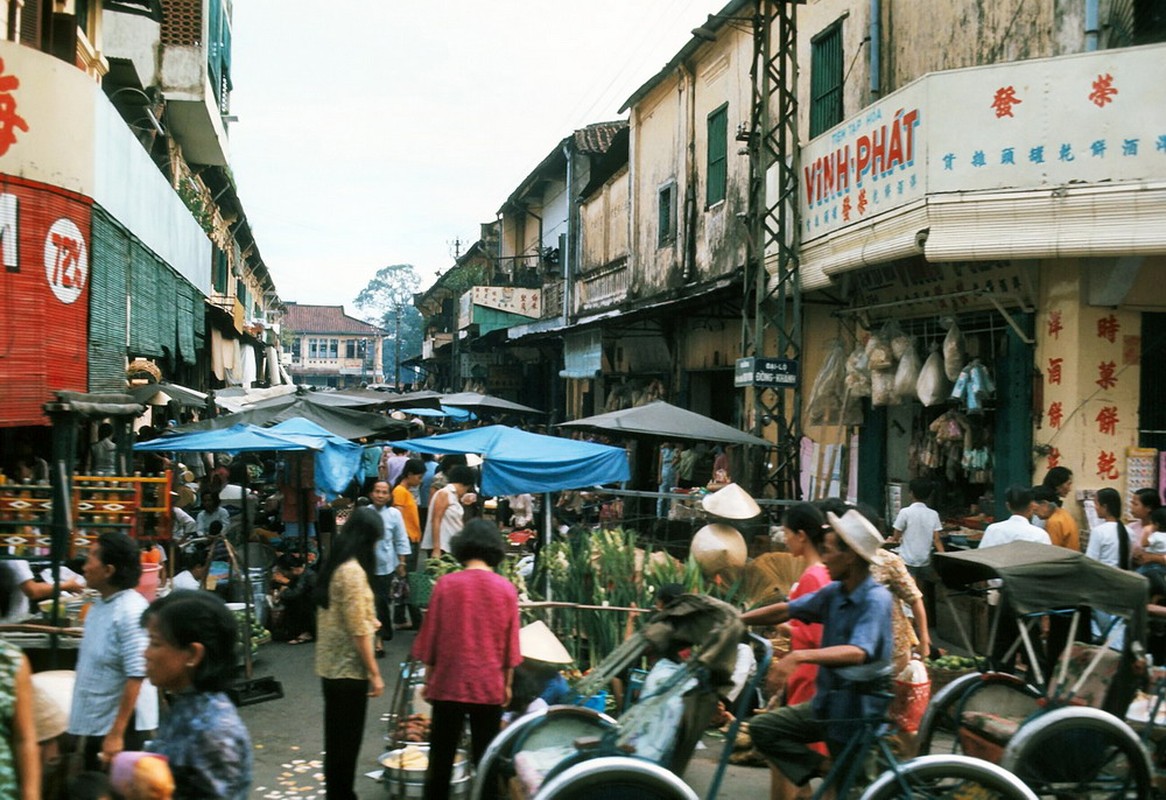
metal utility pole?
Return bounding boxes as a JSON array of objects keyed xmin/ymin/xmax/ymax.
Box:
[{"xmin": 741, "ymin": 0, "xmax": 802, "ymax": 499}]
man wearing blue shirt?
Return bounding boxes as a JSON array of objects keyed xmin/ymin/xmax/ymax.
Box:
[
  {"xmin": 742, "ymin": 510, "xmax": 894, "ymax": 787},
  {"xmin": 368, "ymin": 480, "xmax": 411, "ymax": 657}
]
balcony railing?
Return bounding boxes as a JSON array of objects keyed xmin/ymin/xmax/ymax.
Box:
[{"xmin": 575, "ymin": 256, "xmax": 629, "ymax": 315}]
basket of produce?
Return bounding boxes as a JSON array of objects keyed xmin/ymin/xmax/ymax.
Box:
[{"xmin": 926, "ymin": 655, "xmax": 984, "ymax": 692}]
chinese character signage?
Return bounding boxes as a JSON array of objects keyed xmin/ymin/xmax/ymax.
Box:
[
  {"xmin": 800, "ymin": 43, "xmax": 1166, "ymax": 241},
  {"xmin": 470, "ymin": 286, "xmax": 541, "ymax": 319}
]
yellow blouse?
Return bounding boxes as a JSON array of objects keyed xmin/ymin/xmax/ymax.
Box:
[{"xmin": 315, "ymin": 559, "xmax": 378, "ymax": 680}]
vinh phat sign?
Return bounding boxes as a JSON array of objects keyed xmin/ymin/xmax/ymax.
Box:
[
  {"xmin": 799, "ymin": 42, "xmax": 1166, "ymax": 241},
  {"xmin": 735, "ymin": 357, "xmax": 799, "ymax": 389}
]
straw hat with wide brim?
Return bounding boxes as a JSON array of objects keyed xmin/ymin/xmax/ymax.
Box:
[
  {"xmin": 519, "ymin": 620, "xmax": 573, "ymax": 664},
  {"xmin": 691, "ymin": 523, "xmax": 748, "ymax": 575},
  {"xmin": 826, "ymin": 510, "xmax": 886, "ymax": 563},
  {"xmin": 701, "ymin": 483, "xmax": 762, "ymax": 520},
  {"xmin": 31, "ymin": 669, "xmax": 74, "ymax": 742}
]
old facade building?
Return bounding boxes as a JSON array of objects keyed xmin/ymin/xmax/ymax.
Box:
[
  {"xmin": 283, "ymin": 303, "xmax": 385, "ymax": 389},
  {"xmin": 0, "ymin": 0, "xmax": 283, "ymax": 448}
]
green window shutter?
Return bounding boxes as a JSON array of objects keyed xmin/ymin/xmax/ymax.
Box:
[
  {"xmin": 130, "ymin": 246, "xmax": 161, "ymax": 355},
  {"xmin": 89, "ymin": 208, "xmax": 129, "ymax": 392},
  {"xmin": 177, "ymin": 281, "xmax": 196, "ymax": 365},
  {"xmin": 810, "ymin": 22, "xmax": 844, "ymax": 138},
  {"xmin": 706, "ymin": 104, "xmax": 728, "ymax": 206},
  {"xmin": 157, "ymin": 265, "xmax": 178, "ymax": 359}
]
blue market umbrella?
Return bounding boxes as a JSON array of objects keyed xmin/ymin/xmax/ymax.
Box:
[
  {"xmin": 134, "ymin": 423, "xmax": 321, "ymax": 454},
  {"xmin": 405, "ymin": 424, "xmax": 628, "ymax": 496}
]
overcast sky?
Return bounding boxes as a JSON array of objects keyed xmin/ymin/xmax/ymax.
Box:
[{"xmin": 228, "ymin": 0, "xmax": 714, "ymax": 315}]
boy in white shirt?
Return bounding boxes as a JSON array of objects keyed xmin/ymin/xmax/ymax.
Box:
[{"xmin": 890, "ymin": 477, "xmax": 944, "ymax": 636}]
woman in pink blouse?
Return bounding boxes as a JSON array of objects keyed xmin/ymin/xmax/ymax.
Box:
[{"xmin": 412, "ymin": 519, "xmax": 521, "ymax": 800}]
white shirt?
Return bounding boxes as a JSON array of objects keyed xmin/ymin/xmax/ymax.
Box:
[
  {"xmin": 893, "ymin": 502, "xmax": 943, "ymax": 567},
  {"xmin": 172, "ymin": 570, "xmax": 201, "ymax": 591},
  {"xmin": 1086, "ymin": 520, "xmax": 1137, "ymax": 568},
  {"xmin": 980, "ymin": 514, "xmax": 1052, "ymax": 549},
  {"xmin": 1145, "ymin": 530, "xmax": 1166, "ymax": 555},
  {"xmin": 0, "ymin": 560, "xmax": 34, "ymax": 623}
]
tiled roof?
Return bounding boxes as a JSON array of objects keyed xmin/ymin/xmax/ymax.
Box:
[
  {"xmin": 283, "ymin": 303, "xmax": 385, "ymax": 335},
  {"xmin": 574, "ymin": 121, "xmax": 628, "ymax": 155}
]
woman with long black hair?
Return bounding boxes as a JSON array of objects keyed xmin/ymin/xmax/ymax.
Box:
[
  {"xmin": 315, "ymin": 507, "xmax": 384, "ymax": 800},
  {"xmin": 1087, "ymin": 487, "xmax": 1135, "ymax": 570}
]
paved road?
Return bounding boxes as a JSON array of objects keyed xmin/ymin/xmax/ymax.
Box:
[{"xmin": 236, "ymin": 629, "xmax": 773, "ymax": 799}]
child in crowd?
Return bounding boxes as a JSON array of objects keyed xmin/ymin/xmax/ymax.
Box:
[
  {"xmin": 889, "ymin": 477, "xmax": 943, "ymax": 622},
  {"xmin": 1137, "ymin": 506, "xmax": 1166, "ymax": 600}
]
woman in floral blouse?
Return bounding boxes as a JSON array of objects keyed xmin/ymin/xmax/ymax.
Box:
[
  {"xmin": 315, "ymin": 507, "xmax": 384, "ymax": 800},
  {"xmin": 142, "ymin": 590, "xmax": 252, "ymax": 799}
]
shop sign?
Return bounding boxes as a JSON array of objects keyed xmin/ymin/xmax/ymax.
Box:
[
  {"xmin": 735, "ymin": 357, "xmax": 799, "ymax": 388},
  {"xmin": 0, "ymin": 175, "xmax": 91, "ymax": 426},
  {"xmin": 470, "ymin": 285, "xmax": 541, "ymax": 318},
  {"xmin": 800, "ymin": 43, "xmax": 1166, "ymax": 242}
]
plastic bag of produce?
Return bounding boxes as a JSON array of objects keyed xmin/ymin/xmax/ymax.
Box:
[
  {"xmin": 871, "ymin": 368, "xmax": 899, "ymax": 406},
  {"xmin": 916, "ymin": 345, "xmax": 949, "ymax": 407},
  {"xmin": 866, "ymin": 331, "xmax": 894, "ymax": 371},
  {"xmin": 845, "ymin": 343, "xmax": 872, "ymax": 397},
  {"xmin": 943, "ymin": 322, "xmax": 965, "ymax": 382},
  {"xmin": 807, "ymin": 339, "xmax": 847, "ymax": 425},
  {"xmin": 893, "ymin": 338, "xmax": 921, "ymax": 400},
  {"xmin": 890, "ymin": 659, "xmax": 931, "ymax": 734}
]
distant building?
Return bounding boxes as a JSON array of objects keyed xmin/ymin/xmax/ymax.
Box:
[{"xmin": 283, "ymin": 303, "xmax": 385, "ymax": 389}]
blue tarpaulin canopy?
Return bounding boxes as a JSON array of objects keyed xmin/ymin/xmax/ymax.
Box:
[
  {"xmin": 135, "ymin": 421, "xmax": 362, "ymax": 499},
  {"xmin": 267, "ymin": 419, "xmax": 363, "ymax": 497},
  {"xmin": 402, "ymin": 406, "xmax": 476, "ymax": 421},
  {"xmin": 405, "ymin": 425, "xmax": 629, "ymax": 496},
  {"xmin": 134, "ymin": 423, "xmax": 320, "ymax": 455}
]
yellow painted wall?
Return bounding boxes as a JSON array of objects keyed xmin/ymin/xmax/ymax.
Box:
[
  {"xmin": 1034, "ymin": 260, "xmax": 1143, "ymax": 524},
  {"xmin": 580, "ymin": 167, "xmax": 629, "ymax": 270}
]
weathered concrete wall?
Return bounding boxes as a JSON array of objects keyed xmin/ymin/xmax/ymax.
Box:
[{"xmin": 580, "ymin": 167, "xmax": 629, "ymax": 270}]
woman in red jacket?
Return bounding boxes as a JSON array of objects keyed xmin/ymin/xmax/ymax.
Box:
[{"xmin": 411, "ymin": 519, "xmax": 521, "ymax": 800}]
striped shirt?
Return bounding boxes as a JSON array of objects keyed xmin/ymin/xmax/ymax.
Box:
[{"xmin": 69, "ymin": 588, "xmax": 158, "ymax": 736}]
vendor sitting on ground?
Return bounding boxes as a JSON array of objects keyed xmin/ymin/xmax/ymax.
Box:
[
  {"xmin": 171, "ymin": 542, "xmax": 211, "ymax": 591},
  {"xmin": 271, "ymin": 553, "xmax": 316, "ymax": 644}
]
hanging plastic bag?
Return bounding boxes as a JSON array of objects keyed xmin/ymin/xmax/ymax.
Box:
[
  {"xmin": 845, "ymin": 343, "xmax": 872, "ymax": 397},
  {"xmin": 866, "ymin": 331, "xmax": 894, "ymax": 372},
  {"xmin": 943, "ymin": 322, "xmax": 965, "ymax": 382},
  {"xmin": 890, "ymin": 658, "xmax": 931, "ymax": 734},
  {"xmin": 871, "ymin": 368, "xmax": 899, "ymax": 406},
  {"xmin": 916, "ymin": 345, "xmax": 950, "ymax": 407},
  {"xmin": 807, "ymin": 340, "xmax": 847, "ymax": 425},
  {"xmin": 893, "ymin": 338, "xmax": 921, "ymax": 400}
]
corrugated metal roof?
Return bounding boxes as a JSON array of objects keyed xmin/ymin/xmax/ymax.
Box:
[{"xmin": 283, "ymin": 303, "xmax": 385, "ymax": 335}]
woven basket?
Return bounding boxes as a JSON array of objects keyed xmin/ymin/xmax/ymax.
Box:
[
  {"xmin": 928, "ymin": 666, "xmax": 979, "ymax": 693},
  {"xmin": 408, "ymin": 571, "xmax": 436, "ymax": 608}
]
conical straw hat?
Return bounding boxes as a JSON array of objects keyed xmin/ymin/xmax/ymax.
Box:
[
  {"xmin": 701, "ymin": 483, "xmax": 761, "ymax": 520},
  {"xmin": 691, "ymin": 523, "xmax": 748, "ymax": 575},
  {"xmin": 31, "ymin": 669, "xmax": 73, "ymax": 742},
  {"xmin": 519, "ymin": 620, "xmax": 573, "ymax": 664}
]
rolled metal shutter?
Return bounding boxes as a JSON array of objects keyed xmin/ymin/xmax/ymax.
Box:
[{"xmin": 89, "ymin": 208, "xmax": 130, "ymax": 392}]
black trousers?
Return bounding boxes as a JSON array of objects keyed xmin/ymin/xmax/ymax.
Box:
[
  {"xmin": 322, "ymin": 678, "xmax": 370, "ymax": 800},
  {"xmin": 425, "ymin": 700, "xmax": 502, "ymax": 800},
  {"xmin": 371, "ymin": 574, "xmax": 393, "ymax": 643}
]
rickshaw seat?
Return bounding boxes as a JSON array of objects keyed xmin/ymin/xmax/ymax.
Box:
[{"xmin": 958, "ymin": 642, "xmax": 1123, "ymax": 761}]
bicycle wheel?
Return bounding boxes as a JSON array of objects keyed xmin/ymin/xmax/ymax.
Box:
[
  {"xmin": 860, "ymin": 754, "xmax": 1038, "ymax": 800},
  {"xmin": 1001, "ymin": 706, "xmax": 1152, "ymax": 799},
  {"xmin": 534, "ymin": 756, "xmax": 698, "ymax": 800},
  {"xmin": 915, "ymin": 671, "xmax": 1041, "ymax": 756},
  {"xmin": 471, "ymin": 706, "xmax": 617, "ymax": 800}
]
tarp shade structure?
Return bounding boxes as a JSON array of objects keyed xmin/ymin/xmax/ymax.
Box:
[
  {"xmin": 129, "ymin": 382, "xmax": 208, "ymax": 408},
  {"xmin": 933, "ymin": 542, "xmax": 1148, "ymax": 640},
  {"xmin": 402, "ymin": 406, "xmax": 476, "ymax": 421},
  {"xmin": 134, "ymin": 423, "xmax": 322, "ymax": 455},
  {"xmin": 378, "ymin": 390, "xmax": 444, "ymax": 410},
  {"xmin": 558, "ymin": 401, "xmax": 771, "ymax": 447},
  {"xmin": 166, "ymin": 398, "xmax": 408, "ymax": 441},
  {"xmin": 405, "ymin": 425, "xmax": 629, "ymax": 496},
  {"xmin": 439, "ymin": 392, "xmax": 545, "ymax": 416},
  {"xmin": 267, "ymin": 418, "xmax": 363, "ymax": 498}
]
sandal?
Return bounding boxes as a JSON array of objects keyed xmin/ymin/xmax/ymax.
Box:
[{"xmin": 288, "ymin": 633, "xmax": 314, "ymax": 645}]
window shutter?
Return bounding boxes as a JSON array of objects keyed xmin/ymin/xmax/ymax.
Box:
[
  {"xmin": 810, "ymin": 23, "xmax": 844, "ymax": 138},
  {"xmin": 707, "ymin": 105, "xmax": 728, "ymax": 206},
  {"xmin": 89, "ymin": 209, "xmax": 130, "ymax": 392}
]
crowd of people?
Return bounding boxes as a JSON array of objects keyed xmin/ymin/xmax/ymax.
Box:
[{"xmin": 8, "ymin": 419, "xmax": 1166, "ymax": 800}]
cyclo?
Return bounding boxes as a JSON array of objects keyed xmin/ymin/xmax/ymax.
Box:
[
  {"xmin": 917, "ymin": 541, "xmax": 1155, "ymax": 799},
  {"xmin": 472, "ymin": 594, "xmax": 1035, "ymax": 800}
]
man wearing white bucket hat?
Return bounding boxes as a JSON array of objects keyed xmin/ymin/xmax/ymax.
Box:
[{"xmin": 740, "ymin": 509, "xmax": 894, "ymax": 788}]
